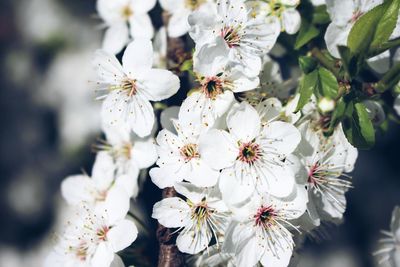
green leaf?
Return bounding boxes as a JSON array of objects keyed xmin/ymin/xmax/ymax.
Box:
[
  {"xmin": 348, "ymin": 0, "xmax": 400, "ymax": 55},
  {"xmin": 312, "ymin": 5, "xmax": 330, "ymax": 25},
  {"xmin": 316, "ymin": 67, "xmax": 339, "ymax": 99},
  {"xmin": 180, "ymin": 59, "xmax": 193, "ymax": 72},
  {"xmin": 338, "ymin": 45, "xmax": 358, "ymax": 78},
  {"xmin": 295, "ymin": 70, "xmax": 318, "ymax": 112},
  {"xmin": 299, "ymin": 56, "xmax": 317, "ymax": 74},
  {"xmin": 294, "ymin": 20, "xmax": 320, "ymax": 50},
  {"xmin": 343, "ymin": 102, "xmax": 375, "ymax": 149}
]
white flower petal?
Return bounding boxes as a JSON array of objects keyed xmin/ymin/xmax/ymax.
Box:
[
  {"xmin": 91, "ymin": 242, "xmax": 115, "ymax": 267},
  {"xmin": 131, "ymin": 138, "xmax": 157, "ymax": 169},
  {"xmin": 131, "ymin": 0, "xmax": 156, "ymax": 13},
  {"xmin": 168, "ymin": 9, "xmax": 191, "ymax": 37},
  {"xmin": 219, "ymin": 168, "xmax": 254, "ymax": 206},
  {"xmin": 110, "ymin": 255, "xmax": 125, "ymax": 267},
  {"xmin": 263, "ymin": 121, "xmax": 301, "ymax": 155},
  {"xmin": 184, "ymin": 159, "xmax": 220, "ymax": 187},
  {"xmin": 160, "ymin": 106, "xmax": 179, "ymax": 133},
  {"xmin": 126, "ymin": 96, "xmax": 155, "ymax": 137},
  {"xmin": 199, "ymin": 129, "xmax": 238, "ymax": 170},
  {"xmin": 176, "ymin": 227, "xmax": 211, "ymax": 254},
  {"xmin": 103, "ymin": 186, "xmax": 131, "ymax": 224},
  {"xmin": 102, "ymin": 23, "xmax": 129, "ymax": 55},
  {"xmin": 61, "ymin": 175, "xmax": 95, "ymax": 205},
  {"xmin": 395, "ymin": 95, "xmax": 400, "ymax": 116},
  {"xmin": 282, "ymin": 9, "xmax": 301, "ymax": 34},
  {"xmin": 138, "ymin": 69, "xmax": 180, "ymax": 101},
  {"xmin": 324, "ymin": 23, "xmax": 350, "ymax": 58},
  {"xmin": 325, "ymin": 0, "xmax": 355, "ymax": 26},
  {"xmin": 129, "ymin": 14, "xmax": 154, "ymax": 39},
  {"xmin": 93, "ymin": 49, "xmax": 125, "ymax": 83},
  {"xmin": 259, "ymin": 235, "xmax": 293, "ymax": 267},
  {"xmin": 150, "ymin": 166, "xmax": 183, "ymax": 189},
  {"xmin": 159, "ymin": 0, "xmax": 185, "ymax": 12},
  {"xmin": 152, "ymin": 197, "xmax": 191, "ymax": 227},
  {"xmin": 108, "ymin": 219, "xmax": 138, "ymax": 252},
  {"xmin": 92, "ymin": 151, "xmax": 115, "ymax": 189},
  {"xmin": 227, "ymin": 102, "xmax": 261, "ymax": 141},
  {"xmin": 260, "ymin": 165, "xmax": 296, "ymax": 198},
  {"xmin": 122, "ymin": 39, "xmax": 153, "ymax": 75}
]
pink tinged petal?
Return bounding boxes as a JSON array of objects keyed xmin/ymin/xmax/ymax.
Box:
[
  {"xmin": 129, "ymin": 14, "xmax": 154, "ymax": 39},
  {"xmin": 185, "ymin": 159, "xmax": 220, "ymax": 187},
  {"xmin": 93, "ymin": 49, "xmax": 125, "ymax": 83},
  {"xmin": 103, "ymin": 186, "xmax": 131, "ymax": 224},
  {"xmin": 102, "ymin": 23, "xmax": 129, "ymax": 55},
  {"xmin": 282, "ymin": 9, "xmax": 301, "ymax": 34},
  {"xmin": 152, "ymin": 197, "xmax": 191, "ymax": 227},
  {"xmin": 176, "ymin": 227, "xmax": 212, "ymax": 254},
  {"xmin": 138, "ymin": 69, "xmax": 180, "ymax": 101},
  {"xmin": 61, "ymin": 175, "xmax": 95, "ymax": 205},
  {"xmin": 168, "ymin": 9, "xmax": 191, "ymax": 38},
  {"xmin": 107, "ymin": 219, "xmax": 138, "ymax": 252},
  {"xmin": 263, "ymin": 121, "xmax": 301, "ymax": 155},
  {"xmin": 219, "ymin": 168, "xmax": 254, "ymax": 206},
  {"xmin": 91, "ymin": 242, "xmax": 115, "ymax": 267},
  {"xmin": 149, "ymin": 166, "xmax": 183, "ymax": 189},
  {"xmin": 131, "ymin": 0, "xmax": 156, "ymax": 13},
  {"xmin": 259, "ymin": 235, "xmax": 293, "ymax": 267},
  {"xmin": 126, "ymin": 96, "xmax": 155, "ymax": 137},
  {"xmin": 122, "ymin": 39, "xmax": 153, "ymax": 75},
  {"xmin": 198, "ymin": 129, "xmax": 238, "ymax": 170},
  {"xmin": 227, "ymin": 102, "xmax": 261, "ymax": 142},
  {"xmin": 131, "ymin": 139, "xmax": 157, "ymax": 169},
  {"xmin": 92, "ymin": 151, "xmax": 115, "ymax": 189}
]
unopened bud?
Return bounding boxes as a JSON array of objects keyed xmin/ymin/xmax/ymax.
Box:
[{"xmin": 318, "ymin": 97, "xmax": 335, "ymax": 113}]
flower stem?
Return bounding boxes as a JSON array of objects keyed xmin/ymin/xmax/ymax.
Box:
[{"xmin": 311, "ymin": 47, "xmax": 341, "ymax": 78}]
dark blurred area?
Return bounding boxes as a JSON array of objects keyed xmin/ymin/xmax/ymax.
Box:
[{"xmin": 0, "ymin": 0, "xmax": 399, "ymax": 266}]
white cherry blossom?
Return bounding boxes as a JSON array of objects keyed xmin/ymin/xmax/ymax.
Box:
[
  {"xmin": 189, "ymin": 0, "xmax": 280, "ymax": 77},
  {"xmin": 199, "ymin": 102, "xmax": 301, "ymax": 205},
  {"xmin": 97, "ymin": 0, "xmax": 156, "ymax": 54},
  {"xmin": 150, "ymin": 106, "xmax": 219, "ymax": 188},
  {"xmin": 97, "ymin": 122, "xmax": 157, "ymax": 197},
  {"xmin": 181, "ymin": 38, "xmax": 259, "ymax": 128},
  {"xmin": 152, "ymin": 183, "xmax": 230, "ymax": 254},
  {"xmin": 160, "ymin": 0, "xmax": 215, "ymax": 38},
  {"xmin": 374, "ymin": 206, "xmax": 400, "ymax": 266},
  {"xmin": 222, "ymin": 191, "xmax": 307, "ymax": 267},
  {"xmin": 61, "ymin": 152, "xmax": 132, "ymax": 207},
  {"xmin": 94, "ymin": 39, "xmax": 180, "ymax": 137},
  {"xmin": 295, "ymin": 122, "xmax": 356, "ymax": 226},
  {"xmin": 247, "ymin": 0, "xmax": 302, "ymax": 34},
  {"xmin": 45, "ymin": 198, "xmax": 137, "ymax": 267}
]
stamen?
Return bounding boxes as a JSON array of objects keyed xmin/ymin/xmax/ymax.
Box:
[
  {"xmin": 201, "ymin": 77, "xmax": 224, "ymax": 100},
  {"xmin": 220, "ymin": 26, "xmax": 241, "ymax": 48},
  {"xmin": 180, "ymin": 144, "xmax": 200, "ymax": 161}
]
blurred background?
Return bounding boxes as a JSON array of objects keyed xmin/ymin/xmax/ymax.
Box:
[{"xmin": 0, "ymin": 0, "xmax": 399, "ymax": 266}]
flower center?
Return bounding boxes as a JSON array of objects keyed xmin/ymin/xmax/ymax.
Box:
[
  {"xmin": 180, "ymin": 143, "xmax": 200, "ymax": 161},
  {"xmin": 254, "ymin": 205, "xmax": 276, "ymax": 228},
  {"xmin": 120, "ymin": 142, "xmax": 132, "ymax": 159},
  {"xmin": 121, "ymin": 5, "xmax": 133, "ymax": 20},
  {"xmin": 201, "ymin": 77, "xmax": 223, "ymax": 99},
  {"xmin": 185, "ymin": 0, "xmax": 205, "ymax": 10},
  {"xmin": 268, "ymin": 0, "xmax": 285, "ymax": 17},
  {"xmin": 69, "ymin": 241, "xmax": 89, "ymax": 261},
  {"xmin": 190, "ymin": 199, "xmax": 214, "ymax": 227},
  {"xmin": 96, "ymin": 226, "xmax": 110, "ymax": 241},
  {"xmin": 220, "ymin": 26, "xmax": 241, "ymax": 48},
  {"xmin": 238, "ymin": 142, "xmax": 261, "ymax": 164},
  {"xmin": 121, "ymin": 78, "xmax": 137, "ymax": 97}
]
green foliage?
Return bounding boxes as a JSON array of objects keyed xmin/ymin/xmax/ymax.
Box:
[
  {"xmin": 295, "ymin": 20, "xmax": 320, "ymax": 50},
  {"xmin": 343, "ymin": 102, "xmax": 375, "ymax": 149}
]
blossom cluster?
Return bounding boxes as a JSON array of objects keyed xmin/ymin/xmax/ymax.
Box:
[{"xmin": 45, "ymin": 0, "xmax": 400, "ymax": 266}]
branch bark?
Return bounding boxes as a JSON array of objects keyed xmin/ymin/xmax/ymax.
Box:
[{"xmin": 157, "ymin": 187, "xmax": 185, "ymax": 267}]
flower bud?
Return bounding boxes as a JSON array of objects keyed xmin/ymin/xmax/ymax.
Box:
[{"xmin": 318, "ymin": 97, "xmax": 335, "ymax": 113}]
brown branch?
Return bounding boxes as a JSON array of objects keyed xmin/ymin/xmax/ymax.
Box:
[{"xmin": 157, "ymin": 187, "xmax": 185, "ymax": 267}]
